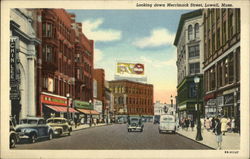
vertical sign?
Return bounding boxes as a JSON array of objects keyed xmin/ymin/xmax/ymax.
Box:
[{"xmin": 10, "ymin": 36, "xmax": 20, "ymax": 100}]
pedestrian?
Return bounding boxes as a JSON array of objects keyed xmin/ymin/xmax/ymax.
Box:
[
  {"xmin": 185, "ymin": 118, "xmax": 190, "ymax": 131},
  {"xmin": 231, "ymin": 118, "xmax": 235, "ymax": 133},
  {"xmin": 190, "ymin": 119, "xmax": 194, "ymax": 131},
  {"xmin": 213, "ymin": 118, "xmax": 223, "ymax": 150},
  {"xmin": 74, "ymin": 117, "xmax": 78, "ymax": 128},
  {"xmin": 211, "ymin": 117, "xmax": 216, "ymax": 132},
  {"xmin": 93, "ymin": 118, "xmax": 97, "ymax": 126},
  {"xmin": 227, "ymin": 118, "xmax": 231, "ymax": 132},
  {"xmin": 205, "ymin": 117, "xmax": 211, "ymax": 131},
  {"xmin": 220, "ymin": 116, "xmax": 228, "ymax": 135}
]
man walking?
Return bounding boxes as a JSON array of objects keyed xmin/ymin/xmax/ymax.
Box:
[{"xmin": 213, "ymin": 117, "xmax": 223, "ymax": 150}]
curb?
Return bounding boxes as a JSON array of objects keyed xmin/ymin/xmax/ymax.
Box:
[{"xmin": 176, "ymin": 131, "xmax": 215, "ymax": 150}]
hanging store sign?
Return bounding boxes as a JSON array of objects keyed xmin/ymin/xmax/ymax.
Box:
[{"xmin": 207, "ymin": 99, "xmax": 217, "ymax": 106}]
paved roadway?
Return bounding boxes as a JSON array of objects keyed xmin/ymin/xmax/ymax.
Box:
[{"xmin": 15, "ymin": 123, "xmax": 211, "ymax": 149}]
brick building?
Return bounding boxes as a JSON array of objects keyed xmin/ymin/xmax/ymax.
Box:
[
  {"xmin": 108, "ymin": 80, "xmax": 154, "ymax": 116},
  {"xmin": 203, "ymin": 9, "xmax": 240, "ymax": 123},
  {"xmin": 33, "ymin": 9, "xmax": 94, "ymax": 118},
  {"xmin": 93, "ymin": 69, "xmax": 105, "ymax": 117}
]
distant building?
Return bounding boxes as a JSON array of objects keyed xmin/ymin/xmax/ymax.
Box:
[
  {"xmin": 108, "ymin": 80, "xmax": 154, "ymax": 116},
  {"xmin": 154, "ymin": 101, "xmax": 176, "ymax": 116},
  {"xmin": 174, "ymin": 10, "xmax": 204, "ymax": 121}
]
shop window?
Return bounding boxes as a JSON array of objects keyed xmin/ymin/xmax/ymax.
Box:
[
  {"xmin": 189, "ymin": 62, "xmax": 200, "ymax": 74},
  {"xmin": 189, "ymin": 83, "xmax": 197, "ymax": 98}
]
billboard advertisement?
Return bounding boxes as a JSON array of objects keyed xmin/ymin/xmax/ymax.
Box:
[{"xmin": 116, "ymin": 62, "xmax": 144, "ymax": 75}]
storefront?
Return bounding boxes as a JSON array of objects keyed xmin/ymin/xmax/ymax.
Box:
[
  {"xmin": 74, "ymin": 100, "xmax": 100, "ymax": 124},
  {"xmin": 40, "ymin": 92, "xmax": 78, "ymax": 119}
]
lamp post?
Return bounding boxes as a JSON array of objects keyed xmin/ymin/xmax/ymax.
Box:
[
  {"xmin": 194, "ymin": 76, "xmax": 203, "ymax": 141},
  {"xmin": 170, "ymin": 95, "xmax": 174, "ymax": 115},
  {"xmin": 66, "ymin": 93, "xmax": 70, "ymax": 123},
  {"xmin": 89, "ymin": 100, "xmax": 92, "ymax": 127}
]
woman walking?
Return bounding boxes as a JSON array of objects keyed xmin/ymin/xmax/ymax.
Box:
[
  {"xmin": 220, "ymin": 116, "xmax": 228, "ymax": 135},
  {"xmin": 214, "ymin": 118, "xmax": 223, "ymax": 150},
  {"xmin": 205, "ymin": 117, "xmax": 211, "ymax": 131}
]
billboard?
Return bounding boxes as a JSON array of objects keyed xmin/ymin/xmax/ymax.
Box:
[{"xmin": 116, "ymin": 62, "xmax": 144, "ymax": 76}]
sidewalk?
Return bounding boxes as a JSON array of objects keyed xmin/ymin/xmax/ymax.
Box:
[
  {"xmin": 176, "ymin": 127, "xmax": 240, "ymax": 150},
  {"xmin": 72, "ymin": 123, "xmax": 110, "ymax": 131}
]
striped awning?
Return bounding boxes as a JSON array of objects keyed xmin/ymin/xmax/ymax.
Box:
[
  {"xmin": 45, "ymin": 105, "xmax": 78, "ymax": 113},
  {"xmin": 77, "ymin": 109, "xmax": 100, "ymax": 115}
]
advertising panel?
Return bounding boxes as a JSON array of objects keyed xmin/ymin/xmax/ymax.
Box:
[
  {"xmin": 93, "ymin": 99, "xmax": 103, "ymax": 113},
  {"xmin": 116, "ymin": 62, "xmax": 144, "ymax": 75}
]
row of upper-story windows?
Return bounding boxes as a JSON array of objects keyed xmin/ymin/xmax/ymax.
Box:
[
  {"xmin": 114, "ymin": 96, "xmax": 153, "ymax": 106},
  {"xmin": 188, "ymin": 23, "xmax": 200, "ymax": 40},
  {"xmin": 128, "ymin": 107, "xmax": 153, "ymax": 114},
  {"xmin": 110, "ymin": 86, "xmax": 152, "ymax": 95}
]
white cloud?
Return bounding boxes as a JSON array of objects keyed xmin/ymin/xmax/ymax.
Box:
[
  {"xmin": 133, "ymin": 28, "xmax": 175, "ymax": 48},
  {"xmin": 82, "ymin": 18, "xmax": 122, "ymax": 42},
  {"xmin": 94, "ymin": 48, "xmax": 103, "ymax": 64}
]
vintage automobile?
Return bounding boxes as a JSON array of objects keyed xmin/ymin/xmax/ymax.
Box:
[
  {"xmin": 15, "ymin": 117, "xmax": 54, "ymax": 143},
  {"xmin": 9, "ymin": 117, "xmax": 19, "ymax": 148},
  {"xmin": 127, "ymin": 116, "xmax": 144, "ymax": 132},
  {"xmin": 158, "ymin": 114, "xmax": 176, "ymax": 134},
  {"xmin": 46, "ymin": 117, "xmax": 72, "ymax": 137}
]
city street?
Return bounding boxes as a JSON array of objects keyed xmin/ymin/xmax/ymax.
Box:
[{"xmin": 15, "ymin": 123, "xmax": 211, "ymax": 150}]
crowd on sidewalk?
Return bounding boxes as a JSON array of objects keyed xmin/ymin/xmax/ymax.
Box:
[{"xmin": 177, "ymin": 116, "xmax": 240, "ymax": 150}]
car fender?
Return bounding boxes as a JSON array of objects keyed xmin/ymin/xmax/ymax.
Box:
[{"xmin": 24, "ymin": 128, "xmax": 38, "ymax": 137}]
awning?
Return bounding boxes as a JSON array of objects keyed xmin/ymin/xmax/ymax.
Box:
[
  {"xmin": 46, "ymin": 105, "xmax": 78, "ymax": 113},
  {"xmin": 77, "ymin": 109, "xmax": 100, "ymax": 115}
]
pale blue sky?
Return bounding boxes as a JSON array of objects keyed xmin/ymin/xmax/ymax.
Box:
[{"xmin": 68, "ymin": 9, "xmax": 192, "ymax": 103}]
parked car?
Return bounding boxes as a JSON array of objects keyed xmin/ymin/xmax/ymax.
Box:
[
  {"xmin": 46, "ymin": 117, "xmax": 72, "ymax": 137},
  {"xmin": 15, "ymin": 117, "xmax": 54, "ymax": 143},
  {"xmin": 9, "ymin": 117, "xmax": 19, "ymax": 148},
  {"xmin": 158, "ymin": 114, "xmax": 176, "ymax": 134},
  {"xmin": 127, "ymin": 116, "xmax": 144, "ymax": 132}
]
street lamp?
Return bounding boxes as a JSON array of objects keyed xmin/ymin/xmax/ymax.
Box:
[
  {"xmin": 89, "ymin": 99, "xmax": 92, "ymax": 127},
  {"xmin": 66, "ymin": 93, "xmax": 70, "ymax": 123},
  {"xmin": 170, "ymin": 95, "xmax": 174, "ymax": 115},
  {"xmin": 194, "ymin": 76, "xmax": 203, "ymax": 141}
]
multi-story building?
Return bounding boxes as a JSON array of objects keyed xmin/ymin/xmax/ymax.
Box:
[
  {"xmin": 174, "ymin": 10, "xmax": 204, "ymax": 121},
  {"xmin": 34, "ymin": 9, "xmax": 94, "ymax": 119},
  {"xmin": 108, "ymin": 80, "xmax": 154, "ymax": 116},
  {"xmin": 10, "ymin": 9, "xmax": 40, "ymax": 122},
  {"xmin": 202, "ymin": 9, "xmax": 240, "ymax": 124}
]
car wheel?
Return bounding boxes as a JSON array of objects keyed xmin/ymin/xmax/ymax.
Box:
[
  {"xmin": 30, "ymin": 134, "xmax": 37, "ymax": 143},
  {"xmin": 128, "ymin": 129, "xmax": 130, "ymax": 132},
  {"xmin": 68, "ymin": 130, "xmax": 71, "ymax": 136},
  {"xmin": 48, "ymin": 131, "xmax": 53, "ymax": 140},
  {"xmin": 159, "ymin": 130, "xmax": 162, "ymax": 134},
  {"xmin": 10, "ymin": 135, "xmax": 16, "ymax": 148}
]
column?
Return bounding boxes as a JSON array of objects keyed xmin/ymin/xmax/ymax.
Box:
[{"xmin": 27, "ymin": 43, "xmax": 36, "ymax": 116}]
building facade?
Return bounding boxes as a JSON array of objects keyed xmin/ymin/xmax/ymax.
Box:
[
  {"xmin": 174, "ymin": 10, "xmax": 204, "ymax": 121},
  {"xmin": 10, "ymin": 9, "xmax": 40, "ymax": 122},
  {"xmin": 108, "ymin": 80, "xmax": 154, "ymax": 116},
  {"xmin": 202, "ymin": 9, "xmax": 240, "ymax": 124},
  {"xmin": 34, "ymin": 9, "xmax": 94, "ymax": 118}
]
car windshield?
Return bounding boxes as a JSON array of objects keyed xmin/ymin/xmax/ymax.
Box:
[
  {"xmin": 47, "ymin": 119, "xmax": 66, "ymax": 124},
  {"xmin": 20, "ymin": 119, "xmax": 38, "ymax": 124}
]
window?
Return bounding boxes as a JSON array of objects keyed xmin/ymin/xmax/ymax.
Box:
[
  {"xmin": 236, "ymin": 9, "xmax": 240, "ymax": 33},
  {"xmin": 224, "ymin": 58, "xmax": 229, "ymax": 85},
  {"xmin": 228, "ymin": 53, "xmax": 234, "ymax": 84},
  {"xmin": 42, "ymin": 45, "xmax": 53, "ymax": 62},
  {"xmin": 210, "ymin": 67, "xmax": 215, "ymax": 90},
  {"xmin": 212, "ymin": 33, "xmax": 215, "ymax": 52},
  {"xmin": 218, "ymin": 62, "xmax": 223, "ymax": 87},
  {"xmin": 228, "ymin": 13, "xmax": 234, "ymax": 39},
  {"xmin": 189, "ymin": 63, "xmax": 200, "ymax": 74},
  {"xmin": 217, "ymin": 28, "xmax": 221, "ymax": 49},
  {"xmin": 188, "ymin": 25, "xmax": 193, "ymax": 40},
  {"xmin": 42, "ymin": 23, "xmax": 53, "ymax": 37},
  {"xmin": 189, "ymin": 83, "xmax": 197, "ymax": 98},
  {"xmin": 194, "ymin": 23, "xmax": 199, "ymax": 38},
  {"xmin": 188, "ymin": 45, "xmax": 199, "ymax": 58},
  {"xmin": 236, "ymin": 48, "xmax": 240, "ymax": 82},
  {"xmin": 222, "ymin": 21, "xmax": 227, "ymax": 44}
]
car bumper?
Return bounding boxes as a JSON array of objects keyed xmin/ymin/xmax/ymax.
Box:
[{"xmin": 128, "ymin": 127, "xmax": 143, "ymax": 130}]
